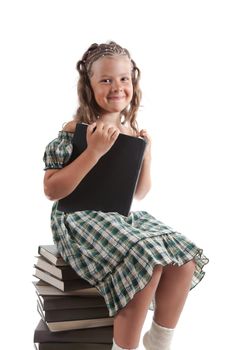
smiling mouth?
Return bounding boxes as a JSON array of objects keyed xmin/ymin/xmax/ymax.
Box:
[{"xmin": 108, "ymin": 96, "xmax": 125, "ymax": 100}]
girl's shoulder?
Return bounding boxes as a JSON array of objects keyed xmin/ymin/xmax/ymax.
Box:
[{"xmin": 62, "ymin": 120, "xmax": 78, "ymax": 133}]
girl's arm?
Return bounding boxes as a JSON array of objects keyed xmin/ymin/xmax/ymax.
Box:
[
  {"xmin": 134, "ymin": 130, "xmax": 152, "ymax": 200},
  {"xmin": 44, "ymin": 122, "xmax": 120, "ymax": 201},
  {"xmin": 44, "ymin": 148, "xmax": 100, "ymax": 201}
]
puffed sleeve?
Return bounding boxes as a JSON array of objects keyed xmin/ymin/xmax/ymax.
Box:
[{"xmin": 43, "ymin": 131, "xmax": 73, "ymax": 170}]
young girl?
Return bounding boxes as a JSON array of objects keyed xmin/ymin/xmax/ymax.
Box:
[{"xmin": 43, "ymin": 41, "xmax": 208, "ymax": 350}]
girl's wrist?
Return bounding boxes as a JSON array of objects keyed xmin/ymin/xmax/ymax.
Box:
[{"xmin": 84, "ymin": 148, "xmax": 101, "ymax": 163}]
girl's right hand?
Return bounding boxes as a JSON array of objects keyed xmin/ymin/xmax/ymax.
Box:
[{"xmin": 86, "ymin": 122, "xmax": 120, "ymax": 159}]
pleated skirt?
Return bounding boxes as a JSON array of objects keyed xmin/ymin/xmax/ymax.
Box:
[{"xmin": 51, "ymin": 202, "xmax": 209, "ymax": 317}]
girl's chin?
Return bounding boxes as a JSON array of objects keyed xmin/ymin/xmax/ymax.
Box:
[
  {"xmin": 101, "ymin": 108, "xmax": 124, "ymax": 114},
  {"xmin": 102, "ymin": 105, "xmax": 128, "ymax": 114}
]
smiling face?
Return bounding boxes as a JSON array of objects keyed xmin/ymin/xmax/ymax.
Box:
[{"xmin": 89, "ymin": 55, "xmax": 133, "ymax": 116}]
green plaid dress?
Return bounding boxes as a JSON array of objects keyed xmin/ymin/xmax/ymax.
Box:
[{"xmin": 43, "ymin": 131, "xmax": 209, "ymax": 317}]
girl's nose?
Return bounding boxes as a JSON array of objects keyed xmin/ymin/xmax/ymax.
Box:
[{"xmin": 111, "ymin": 81, "xmax": 122, "ymax": 92}]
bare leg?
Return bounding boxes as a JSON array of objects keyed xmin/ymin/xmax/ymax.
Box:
[
  {"xmin": 114, "ymin": 266, "xmax": 163, "ymax": 349},
  {"xmin": 154, "ymin": 259, "xmax": 196, "ymax": 328}
]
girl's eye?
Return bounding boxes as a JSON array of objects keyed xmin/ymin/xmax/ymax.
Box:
[
  {"xmin": 100, "ymin": 77, "xmax": 130, "ymax": 83},
  {"xmin": 101, "ymin": 79, "xmax": 111, "ymax": 83}
]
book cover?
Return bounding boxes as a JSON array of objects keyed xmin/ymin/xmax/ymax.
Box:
[
  {"xmin": 36, "ymin": 292, "xmax": 106, "ymax": 310},
  {"xmin": 34, "ymin": 267, "xmax": 91, "ymax": 292},
  {"xmin": 35, "ymin": 256, "xmax": 78, "ymax": 280},
  {"xmin": 57, "ymin": 123, "xmax": 146, "ymax": 216},
  {"xmin": 38, "ymin": 245, "xmax": 68, "ymax": 267},
  {"xmin": 37, "ymin": 298, "xmax": 109, "ymax": 322},
  {"xmin": 38, "ymin": 299, "xmax": 114, "ymax": 332},
  {"xmin": 34, "ymin": 319, "xmax": 113, "ymax": 343}
]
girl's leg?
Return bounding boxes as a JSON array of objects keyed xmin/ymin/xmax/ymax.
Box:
[
  {"xmin": 113, "ymin": 266, "xmax": 163, "ymax": 349},
  {"xmin": 143, "ymin": 260, "xmax": 196, "ymax": 350},
  {"xmin": 154, "ymin": 259, "xmax": 196, "ymax": 328}
]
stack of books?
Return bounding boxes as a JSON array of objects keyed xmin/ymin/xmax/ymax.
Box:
[{"xmin": 33, "ymin": 245, "xmax": 113, "ymax": 350}]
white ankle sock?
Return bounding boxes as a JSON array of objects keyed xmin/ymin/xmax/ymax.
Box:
[
  {"xmin": 111, "ymin": 339, "xmax": 139, "ymax": 350},
  {"xmin": 143, "ymin": 320, "xmax": 174, "ymax": 350}
]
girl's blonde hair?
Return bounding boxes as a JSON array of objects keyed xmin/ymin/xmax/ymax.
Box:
[{"xmin": 74, "ymin": 41, "xmax": 141, "ymax": 133}]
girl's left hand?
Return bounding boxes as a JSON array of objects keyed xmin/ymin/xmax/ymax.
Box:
[{"xmin": 138, "ymin": 129, "xmax": 152, "ymax": 159}]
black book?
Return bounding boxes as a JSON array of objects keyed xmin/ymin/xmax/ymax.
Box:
[
  {"xmin": 34, "ymin": 319, "xmax": 113, "ymax": 343},
  {"xmin": 34, "ymin": 267, "xmax": 91, "ymax": 292},
  {"xmin": 34, "ymin": 343, "xmax": 112, "ymax": 350},
  {"xmin": 36, "ymin": 292, "xmax": 106, "ymax": 310},
  {"xmin": 37, "ymin": 298, "xmax": 109, "ymax": 322},
  {"xmin": 35, "ymin": 256, "xmax": 78, "ymax": 280},
  {"xmin": 37, "ymin": 302, "xmax": 113, "ymax": 332},
  {"xmin": 57, "ymin": 123, "xmax": 146, "ymax": 216}
]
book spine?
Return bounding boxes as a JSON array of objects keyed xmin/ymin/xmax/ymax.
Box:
[{"xmin": 47, "ymin": 317, "xmax": 114, "ymax": 332}]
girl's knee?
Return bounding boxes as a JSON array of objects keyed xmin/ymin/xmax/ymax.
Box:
[
  {"xmin": 163, "ymin": 259, "xmax": 196, "ymax": 276},
  {"xmin": 182, "ymin": 259, "xmax": 196, "ymax": 275}
]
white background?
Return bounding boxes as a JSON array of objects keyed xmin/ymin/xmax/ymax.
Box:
[{"xmin": 0, "ymin": 1, "xmax": 232, "ymax": 349}]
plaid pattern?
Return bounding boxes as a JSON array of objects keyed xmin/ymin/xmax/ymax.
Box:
[
  {"xmin": 43, "ymin": 131, "xmax": 74, "ymax": 169},
  {"xmin": 44, "ymin": 132, "xmax": 209, "ymax": 317}
]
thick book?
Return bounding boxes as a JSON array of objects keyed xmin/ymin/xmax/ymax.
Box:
[
  {"xmin": 34, "ymin": 319, "xmax": 113, "ymax": 343},
  {"xmin": 57, "ymin": 123, "xmax": 146, "ymax": 216},
  {"xmin": 34, "ymin": 267, "xmax": 91, "ymax": 292},
  {"xmin": 38, "ymin": 245, "xmax": 68, "ymax": 267},
  {"xmin": 37, "ymin": 298, "xmax": 109, "ymax": 322},
  {"xmin": 34, "ymin": 343, "xmax": 112, "ymax": 350},
  {"xmin": 33, "ymin": 281, "xmax": 100, "ymax": 297},
  {"xmin": 36, "ymin": 292, "xmax": 106, "ymax": 310},
  {"xmin": 37, "ymin": 301, "xmax": 113, "ymax": 332},
  {"xmin": 35, "ymin": 256, "xmax": 78, "ymax": 280}
]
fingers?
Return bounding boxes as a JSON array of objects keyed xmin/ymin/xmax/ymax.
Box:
[
  {"xmin": 140, "ymin": 129, "xmax": 147, "ymax": 137},
  {"xmin": 87, "ymin": 122, "xmax": 97, "ymax": 136},
  {"xmin": 139, "ymin": 129, "xmax": 151, "ymax": 141},
  {"xmin": 110, "ymin": 128, "xmax": 120, "ymax": 140},
  {"xmin": 87, "ymin": 122, "xmax": 119, "ymax": 146},
  {"xmin": 88, "ymin": 122, "xmax": 111, "ymax": 134},
  {"xmin": 139, "ymin": 129, "xmax": 152, "ymax": 159},
  {"xmin": 106, "ymin": 126, "xmax": 119, "ymax": 138},
  {"xmin": 93, "ymin": 122, "xmax": 119, "ymax": 140}
]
